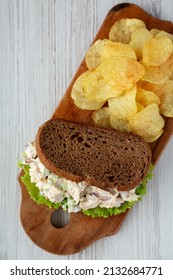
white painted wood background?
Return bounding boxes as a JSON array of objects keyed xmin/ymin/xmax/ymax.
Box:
[{"xmin": 1, "ymin": 0, "xmax": 173, "ymax": 260}]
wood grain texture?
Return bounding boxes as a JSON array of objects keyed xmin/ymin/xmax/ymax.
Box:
[{"xmin": 1, "ymin": 0, "xmax": 173, "ymax": 260}]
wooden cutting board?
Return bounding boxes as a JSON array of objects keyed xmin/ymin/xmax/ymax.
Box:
[{"xmin": 18, "ymin": 3, "xmax": 173, "ymax": 255}]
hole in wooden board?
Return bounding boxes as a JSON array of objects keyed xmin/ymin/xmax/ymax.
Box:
[{"xmin": 51, "ymin": 208, "xmax": 70, "ymax": 228}]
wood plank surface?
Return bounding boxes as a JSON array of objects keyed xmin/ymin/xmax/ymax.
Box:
[{"xmin": 1, "ymin": 0, "xmax": 173, "ymax": 260}]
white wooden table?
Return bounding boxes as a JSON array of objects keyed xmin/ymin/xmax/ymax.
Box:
[{"xmin": 1, "ymin": 0, "xmax": 173, "ymax": 260}]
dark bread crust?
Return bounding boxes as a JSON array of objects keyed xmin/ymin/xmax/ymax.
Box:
[{"xmin": 36, "ymin": 118, "xmax": 152, "ymax": 191}]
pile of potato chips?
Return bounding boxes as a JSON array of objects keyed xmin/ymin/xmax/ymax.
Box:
[{"xmin": 71, "ymin": 18, "xmax": 173, "ymax": 143}]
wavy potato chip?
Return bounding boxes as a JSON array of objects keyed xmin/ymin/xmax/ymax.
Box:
[
  {"xmin": 108, "ymin": 86, "xmax": 137, "ymax": 120},
  {"xmin": 154, "ymin": 30, "xmax": 173, "ymax": 41},
  {"xmin": 142, "ymin": 130, "xmax": 163, "ymax": 143},
  {"xmin": 160, "ymin": 89, "xmax": 173, "ymax": 117},
  {"xmin": 85, "ymin": 39, "xmax": 107, "ymax": 70},
  {"xmin": 141, "ymin": 55, "xmax": 173, "ymax": 84},
  {"xmin": 170, "ymin": 72, "xmax": 173, "ymax": 80},
  {"xmin": 102, "ymin": 41, "xmax": 137, "ymax": 61},
  {"xmin": 71, "ymin": 71, "xmax": 104, "ymax": 110},
  {"xmin": 142, "ymin": 81, "xmax": 165, "ymax": 97},
  {"xmin": 82, "ymin": 68, "xmax": 123, "ymax": 102},
  {"xmin": 99, "ymin": 57, "xmax": 145, "ymax": 90},
  {"xmin": 92, "ymin": 107, "xmax": 111, "ymax": 128},
  {"xmin": 129, "ymin": 104, "xmax": 165, "ymax": 142},
  {"xmin": 150, "ymin": 28, "xmax": 161, "ymax": 36},
  {"xmin": 136, "ymin": 102, "xmax": 144, "ymax": 112},
  {"xmin": 142, "ymin": 36, "xmax": 173, "ymax": 66},
  {"xmin": 72, "ymin": 94, "xmax": 104, "ymax": 110},
  {"xmin": 110, "ymin": 115, "xmax": 130, "ymax": 133},
  {"xmin": 143, "ymin": 80, "xmax": 173, "ymax": 117},
  {"xmin": 149, "ymin": 29, "xmax": 173, "ymax": 39},
  {"xmin": 71, "ymin": 19, "xmax": 173, "ymax": 143},
  {"xmin": 136, "ymin": 87, "xmax": 160, "ymax": 107},
  {"xmin": 129, "ymin": 28, "xmax": 153, "ymax": 59},
  {"xmin": 81, "ymin": 69, "xmax": 99, "ymax": 98},
  {"xmin": 85, "ymin": 39, "xmax": 136, "ymax": 70},
  {"xmin": 109, "ymin": 18, "xmax": 146, "ymax": 44}
]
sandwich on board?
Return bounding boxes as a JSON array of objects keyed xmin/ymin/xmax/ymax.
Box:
[
  {"xmin": 18, "ymin": 118, "xmax": 153, "ymax": 218},
  {"xmin": 20, "ymin": 16, "xmax": 173, "ymax": 218}
]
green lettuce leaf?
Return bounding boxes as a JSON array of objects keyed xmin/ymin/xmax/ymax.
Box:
[
  {"xmin": 19, "ymin": 163, "xmax": 154, "ymax": 218},
  {"xmin": 135, "ymin": 164, "xmax": 154, "ymax": 196},
  {"xmin": 20, "ymin": 164, "xmax": 60, "ymax": 209},
  {"xmin": 82, "ymin": 201, "xmax": 135, "ymax": 218}
]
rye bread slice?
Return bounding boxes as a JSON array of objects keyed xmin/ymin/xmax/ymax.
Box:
[{"xmin": 35, "ymin": 118, "xmax": 152, "ymax": 191}]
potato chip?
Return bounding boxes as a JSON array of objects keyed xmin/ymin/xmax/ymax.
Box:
[
  {"xmin": 129, "ymin": 104, "xmax": 165, "ymax": 142},
  {"xmin": 142, "ymin": 36, "xmax": 173, "ymax": 66},
  {"xmin": 110, "ymin": 115, "xmax": 130, "ymax": 132},
  {"xmin": 71, "ymin": 71, "xmax": 104, "ymax": 110},
  {"xmin": 72, "ymin": 94, "xmax": 104, "ymax": 110},
  {"xmin": 71, "ymin": 20, "xmax": 173, "ymax": 143},
  {"xmin": 155, "ymin": 30, "xmax": 173, "ymax": 41},
  {"xmin": 102, "ymin": 41, "xmax": 137, "ymax": 61},
  {"xmin": 85, "ymin": 39, "xmax": 107, "ymax": 70},
  {"xmin": 150, "ymin": 28, "xmax": 161, "ymax": 36},
  {"xmin": 143, "ymin": 80, "xmax": 173, "ymax": 117},
  {"xmin": 141, "ymin": 55, "xmax": 173, "ymax": 84},
  {"xmin": 99, "ymin": 57, "xmax": 145, "ymax": 90},
  {"xmin": 142, "ymin": 81, "xmax": 164, "ymax": 97},
  {"xmin": 149, "ymin": 29, "xmax": 173, "ymax": 39},
  {"xmin": 82, "ymin": 68, "xmax": 123, "ymax": 102},
  {"xmin": 142, "ymin": 130, "xmax": 163, "ymax": 143},
  {"xmin": 136, "ymin": 87, "xmax": 160, "ymax": 107},
  {"xmin": 85, "ymin": 39, "xmax": 136, "ymax": 70},
  {"xmin": 108, "ymin": 85, "xmax": 137, "ymax": 120},
  {"xmin": 109, "ymin": 18, "xmax": 146, "ymax": 44},
  {"xmin": 136, "ymin": 80, "xmax": 147, "ymax": 89},
  {"xmin": 136, "ymin": 102, "xmax": 144, "ymax": 112},
  {"xmin": 169, "ymin": 72, "xmax": 173, "ymax": 80},
  {"xmin": 129, "ymin": 28, "xmax": 153, "ymax": 59},
  {"xmin": 92, "ymin": 107, "xmax": 111, "ymax": 128},
  {"xmin": 81, "ymin": 69, "xmax": 100, "ymax": 98},
  {"xmin": 160, "ymin": 88, "xmax": 173, "ymax": 117}
]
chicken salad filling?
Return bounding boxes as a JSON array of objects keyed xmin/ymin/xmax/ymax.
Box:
[{"xmin": 18, "ymin": 142, "xmax": 148, "ymax": 213}]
